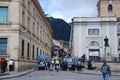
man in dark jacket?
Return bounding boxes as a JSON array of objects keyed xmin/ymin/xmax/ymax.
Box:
[{"xmin": 101, "ymin": 60, "xmax": 111, "ymax": 80}]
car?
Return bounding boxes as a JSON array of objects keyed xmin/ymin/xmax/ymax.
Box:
[
  {"xmin": 38, "ymin": 61, "xmax": 45, "ymax": 70},
  {"xmin": 63, "ymin": 58, "xmax": 75, "ymax": 71}
]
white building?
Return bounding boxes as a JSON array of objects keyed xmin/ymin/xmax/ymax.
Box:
[
  {"xmin": 72, "ymin": 17, "xmax": 118, "ymax": 61},
  {"xmin": 71, "ymin": 0, "xmax": 120, "ymax": 61}
]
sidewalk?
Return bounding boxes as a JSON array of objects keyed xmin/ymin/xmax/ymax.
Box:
[
  {"xmin": 0, "ymin": 69, "xmax": 32, "ymax": 79},
  {"xmin": 72, "ymin": 69, "xmax": 120, "ymax": 76}
]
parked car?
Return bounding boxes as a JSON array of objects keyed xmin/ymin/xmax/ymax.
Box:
[
  {"xmin": 38, "ymin": 61, "xmax": 45, "ymax": 70},
  {"xmin": 62, "ymin": 58, "xmax": 75, "ymax": 71}
]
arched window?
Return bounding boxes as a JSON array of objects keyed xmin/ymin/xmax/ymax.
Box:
[
  {"xmin": 89, "ymin": 41, "xmax": 100, "ymax": 47},
  {"xmin": 108, "ymin": 4, "xmax": 112, "ymax": 13}
]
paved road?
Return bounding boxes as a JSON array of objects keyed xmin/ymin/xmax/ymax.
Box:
[{"xmin": 5, "ymin": 71, "xmax": 120, "ymax": 80}]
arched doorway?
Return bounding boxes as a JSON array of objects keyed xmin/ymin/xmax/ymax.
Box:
[{"xmin": 88, "ymin": 41, "xmax": 100, "ymax": 61}]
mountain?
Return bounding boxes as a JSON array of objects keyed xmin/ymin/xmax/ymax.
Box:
[{"xmin": 47, "ymin": 17, "xmax": 71, "ymax": 41}]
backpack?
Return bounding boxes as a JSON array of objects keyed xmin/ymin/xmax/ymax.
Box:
[{"xmin": 55, "ymin": 60, "xmax": 59, "ymax": 64}]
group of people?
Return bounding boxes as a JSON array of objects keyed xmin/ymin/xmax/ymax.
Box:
[
  {"xmin": 0, "ymin": 58, "xmax": 7, "ymax": 73},
  {"xmin": 47, "ymin": 59, "xmax": 60, "ymax": 72},
  {"xmin": 76, "ymin": 59, "xmax": 84, "ymax": 71},
  {"xmin": 38, "ymin": 59, "xmax": 61, "ymax": 72},
  {"xmin": 38, "ymin": 58, "xmax": 111, "ymax": 80},
  {"xmin": 0, "ymin": 58, "xmax": 14, "ymax": 74}
]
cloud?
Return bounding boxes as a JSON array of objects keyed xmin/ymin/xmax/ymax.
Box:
[{"xmin": 39, "ymin": 0, "xmax": 99, "ymax": 22}]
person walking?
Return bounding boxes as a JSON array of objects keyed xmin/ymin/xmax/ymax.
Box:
[
  {"xmin": 101, "ymin": 60, "xmax": 111, "ymax": 80},
  {"xmin": 55, "ymin": 59, "xmax": 60, "ymax": 72}
]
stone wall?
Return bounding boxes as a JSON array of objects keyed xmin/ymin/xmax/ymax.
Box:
[{"xmin": 5, "ymin": 60, "xmax": 37, "ymax": 72}]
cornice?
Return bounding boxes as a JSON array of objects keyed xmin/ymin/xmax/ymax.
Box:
[{"xmin": 32, "ymin": 0, "xmax": 53, "ymax": 36}]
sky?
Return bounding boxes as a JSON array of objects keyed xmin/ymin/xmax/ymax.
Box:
[{"xmin": 38, "ymin": 0, "xmax": 99, "ymax": 22}]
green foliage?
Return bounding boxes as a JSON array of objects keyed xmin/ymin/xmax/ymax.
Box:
[{"xmin": 47, "ymin": 17, "xmax": 71, "ymax": 41}]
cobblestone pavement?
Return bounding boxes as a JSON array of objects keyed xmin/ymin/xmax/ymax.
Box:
[{"xmin": 4, "ymin": 70, "xmax": 120, "ymax": 80}]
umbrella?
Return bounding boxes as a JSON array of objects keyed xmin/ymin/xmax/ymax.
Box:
[{"xmin": 36, "ymin": 55, "xmax": 48, "ymax": 60}]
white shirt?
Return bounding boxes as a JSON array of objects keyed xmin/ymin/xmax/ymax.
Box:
[{"xmin": 8, "ymin": 60, "xmax": 14, "ymax": 65}]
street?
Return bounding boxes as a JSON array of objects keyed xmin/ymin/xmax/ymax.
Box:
[{"xmin": 5, "ymin": 70, "xmax": 120, "ymax": 80}]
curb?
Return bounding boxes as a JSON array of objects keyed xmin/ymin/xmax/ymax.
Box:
[
  {"xmin": 0, "ymin": 70, "xmax": 32, "ymax": 79},
  {"xmin": 72, "ymin": 71, "xmax": 120, "ymax": 76}
]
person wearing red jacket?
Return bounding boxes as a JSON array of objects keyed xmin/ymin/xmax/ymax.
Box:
[{"xmin": 0, "ymin": 59, "xmax": 3, "ymax": 75}]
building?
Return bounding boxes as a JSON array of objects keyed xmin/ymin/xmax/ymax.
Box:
[
  {"xmin": 97, "ymin": 0, "xmax": 120, "ymax": 60},
  {"xmin": 72, "ymin": 17, "xmax": 118, "ymax": 61},
  {"xmin": 97, "ymin": 0, "xmax": 120, "ymax": 17},
  {"xmin": 71, "ymin": 0, "xmax": 120, "ymax": 61},
  {"xmin": 51, "ymin": 39, "xmax": 64, "ymax": 59},
  {"xmin": 0, "ymin": 0, "xmax": 53, "ymax": 71}
]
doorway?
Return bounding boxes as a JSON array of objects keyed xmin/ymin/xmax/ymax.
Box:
[{"xmin": 89, "ymin": 49, "xmax": 100, "ymax": 61}]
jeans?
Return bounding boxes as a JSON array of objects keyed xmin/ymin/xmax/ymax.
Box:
[
  {"xmin": 55, "ymin": 65, "xmax": 59, "ymax": 72},
  {"xmin": 9, "ymin": 65, "xmax": 14, "ymax": 71},
  {"xmin": 102, "ymin": 73, "xmax": 109, "ymax": 80}
]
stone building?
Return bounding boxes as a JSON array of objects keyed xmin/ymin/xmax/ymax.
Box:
[
  {"xmin": 97, "ymin": 0, "xmax": 120, "ymax": 17},
  {"xmin": 0, "ymin": 0, "xmax": 53, "ymax": 71},
  {"xmin": 97, "ymin": 0, "xmax": 120, "ymax": 60},
  {"xmin": 71, "ymin": 0, "xmax": 120, "ymax": 61}
]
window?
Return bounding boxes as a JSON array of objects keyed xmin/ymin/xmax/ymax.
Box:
[
  {"xmin": 88, "ymin": 29, "xmax": 99, "ymax": 36},
  {"xmin": 0, "ymin": 38, "xmax": 7, "ymax": 55},
  {"xmin": 27, "ymin": 42, "xmax": 30, "ymax": 57},
  {"xmin": 89, "ymin": 41, "xmax": 99, "ymax": 47},
  {"xmin": 28, "ymin": 1, "xmax": 30, "ymax": 10},
  {"xmin": 27, "ymin": 17, "xmax": 30, "ymax": 31},
  {"xmin": 32, "ymin": 45, "xmax": 34, "ymax": 58},
  {"xmin": 0, "ymin": 7, "xmax": 8, "ymax": 23},
  {"xmin": 33, "ymin": 22, "xmax": 35, "ymax": 34},
  {"xmin": 21, "ymin": 40, "xmax": 24, "ymax": 57},
  {"xmin": 108, "ymin": 4, "xmax": 112, "ymax": 13},
  {"xmin": 37, "ymin": 48, "xmax": 38, "ymax": 56},
  {"xmin": 40, "ymin": 49, "xmax": 41, "ymax": 55},
  {"xmin": 33, "ymin": 7, "xmax": 35, "ymax": 17},
  {"xmin": 22, "ymin": 11, "xmax": 25, "ymax": 27},
  {"xmin": 37, "ymin": 27, "xmax": 39, "ymax": 37}
]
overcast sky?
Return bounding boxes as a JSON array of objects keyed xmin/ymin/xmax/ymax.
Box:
[{"xmin": 38, "ymin": 0, "xmax": 99, "ymax": 22}]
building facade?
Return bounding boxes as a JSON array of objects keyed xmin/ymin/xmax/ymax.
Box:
[
  {"xmin": 72, "ymin": 17, "xmax": 118, "ymax": 61},
  {"xmin": 97, "ymin": 0, "xmax": 120, "ymax": 17},
  {"xmin": 71, "ymin": 0, "xmax": 120, "ymax": 61},
  {"xmin": 0, "ymin": 0, "xmax": 53, "ymax": 71},
  {"xmin": 97, "ymin": 0, "xmax": 120, "ymax": 60}
]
